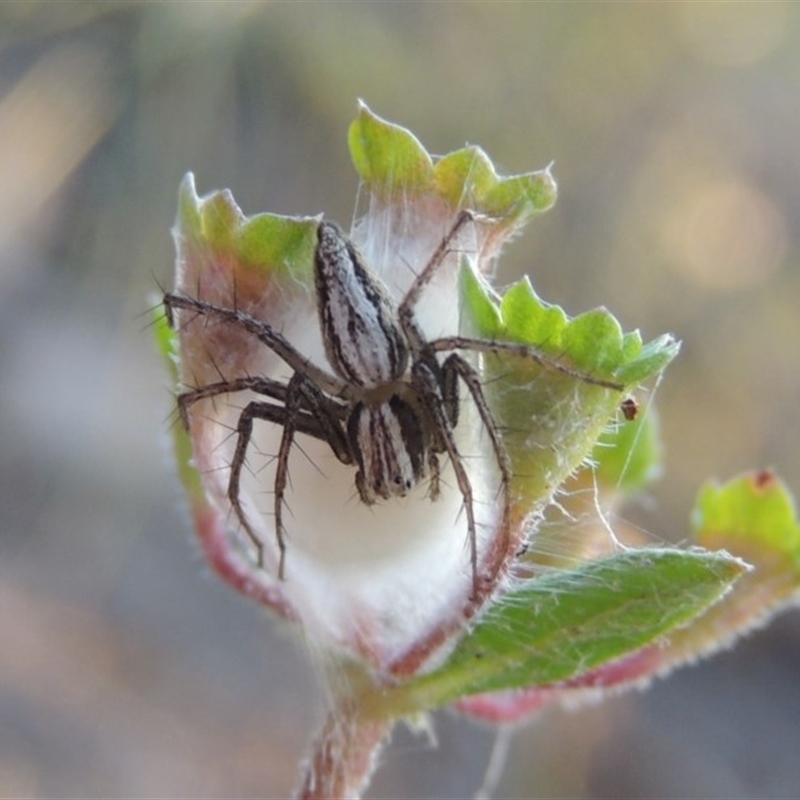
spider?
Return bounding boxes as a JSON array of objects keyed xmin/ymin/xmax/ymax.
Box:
[{"xmin": 164, "ymin": 210, "xmax": 624, "ymax": 596}]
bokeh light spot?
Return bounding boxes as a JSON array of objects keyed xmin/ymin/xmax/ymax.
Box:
[{"xmin": 663, "ymin": 178, "xmax": 786, "ymax": 291}]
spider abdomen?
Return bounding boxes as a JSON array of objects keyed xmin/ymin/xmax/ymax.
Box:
[
  {"xmin": 315, "ymin": 220, "xmax": 409, "ymax": 388},
  {"xmin": 348, "ymin": 396, "xmax": 427, "ymax": 504}
]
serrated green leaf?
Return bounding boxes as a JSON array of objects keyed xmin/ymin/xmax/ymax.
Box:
[
  {"xmin": 563, "ymin": 309, "xmax": 625, "ymax": 374},
  {"xmin": 482, "ymin": 170, "xmax": 558, "ymax": 220},
  {"xmin": 499, "ymin": 277, "xmax": 568, "ymax": 347},
  {"xmin": 616, "ymin": 334, "xmax": 681, "ymax": 385},
  {"xmin": 621, "ymin": 330, "xmax": 644, "ymax": 361},
  {"xmin": 458, "ymin": 268, "xmax": 662, "ymax": 508},
  {"xmin": 435, "ymin": 147, "xmax": 497, "ymax": 208},
  {"xmin": 172, "ymin": 174, "xmax": 321, "ymax": 317},
  {"xmin": 350, "ymin": 103, "xmax": 556, "ymax": 228},
  {"xmin": 462, "ymin": 264, "xmax": 673, "ymax": 393},
  {"xmin": 391, "ymin": 549, "xmax": 745, "ymax": 713},
  {"xmin": 348, "ymin": 102, "xmax": 434, "ymax": 193}
]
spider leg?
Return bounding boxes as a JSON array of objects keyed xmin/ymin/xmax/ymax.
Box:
[
  {"xmin": 272, "ymin": 389, "xmax": 299, "ymax": 580},
  {"xmin": 225, "ymin": 384, "xmax": 352, "ymax": 577},
  {"xmin": 427, "ymin": 450, "xmax": 441, "ymax": 500},
  {"xmin": 420, "ymin": 358, "xmax": 453, "ymax": 499},
  {"xmin": 440, "ymin": 352, "xmax": 460, "ymax": 428},
  {"xmin": 442, "ymin": 353, "xmax": 513, "ymax": 574},
  {"xmin": 163, "ymin": 292, "xmax": 353, "ymax": 399},
  {"xmin": 397, "ymin": 209, "xmax": 476, "ymax": 350},
  {"xmin": 428, "ymin": 336, "xmax": 625, "ymax": 392},
  {"xmin": 177, "ymin": 375, "xmax": 293, "ymax": 430},
  {"xmin": 228, "ymin": 400, "xmax": 283, "ymax": 570},
  {"xmin": 272, "ymin": 372, "xmax": 355, "ymax": 579},
  {"xmin": 441, "ymin": 353, "xmax": 512, "ymax": 489},
  {"xmin": 412, "ymin": 360, "xmax": 481, "ymax": 600}
]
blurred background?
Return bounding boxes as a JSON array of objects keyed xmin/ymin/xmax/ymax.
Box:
[{"xmin": 1, "ymin": 3, "xmax": 799, "ymax": 798}]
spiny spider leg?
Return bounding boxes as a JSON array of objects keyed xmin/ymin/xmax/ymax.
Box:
[
  {"xmin": 427, "ymin": 450, "xmax": 441, "ymax": 501},
  {"xmin": 163, "ymin": 292, "xmax": 353, "ymax": 399},
  {"xmin": 411, "ymin": 359, "xmax": 481, "ymax": 598},
  {"xmin": 176, "ymin": 375, "xmax": 295, "ymax": 430},
  {"xmin": 442, "ymin": 353, "xmax": 514, "ymax": 575},
  {"xmin": 439, "ymin": 353, "xmax": 460, "ymax": 428},
  {"xmin": 165, "ymin": 208, "xmax": 623, "ymax": 595},
  {"xmin": 441, "ymin": 354, "xmax": 513, "ymax": 487},
  {"xmin": 380, "ymin": 206, "xmax": 624, "ymax": 394},
  {"xmin": 429, "ymin": 336, "xmax": 625, "ymax": 392},
  {"xmin": 225, "ymin": 371, "xmax": 353, "ymax": 577},
  {"xmin": 272, "ymin": 373, "xmax": 354, "ymax": 578},
  {"xmin": 397, "ymin": 209, "xmax": 476, "ymax": 349},
  {"xmin": 228, "ymin": 401, "xmax": 285, "ymax": 568},
  {"xmin": 178, "ymin": 376, "xmax": 348, "ymax": 455},
  {"xmin": 272, "ymin": 376, "xmax": 303, "ymax": 578}
]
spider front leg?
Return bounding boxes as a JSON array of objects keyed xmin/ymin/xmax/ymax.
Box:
[
  {"xmin": 397, "ymin": 209, "xmax": 476, "ymax": 350},
  {"xmin": 227, "ymin": 374, "xmax": 353, "ymax": 578},
  {"xmin": 430, "ymin": 336, "xmax": 625, "ymax": 392},
  {"xmin": 163, "ymin": 292, "xmax": 353, "ymax": 399}
]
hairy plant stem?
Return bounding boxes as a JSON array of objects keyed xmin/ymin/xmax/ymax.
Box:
[{"xmin": 296, "ymin": 705, "xmax": 393, "ymax": 800}]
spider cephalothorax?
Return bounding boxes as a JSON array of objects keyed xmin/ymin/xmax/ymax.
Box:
[{"xmin": 164, "ymin": 210, "xmax": 623, "ymax": 597}]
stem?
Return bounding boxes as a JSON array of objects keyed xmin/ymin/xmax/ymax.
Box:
[{"xmin": 296, "ymin": 707, "xmax": 393, "ymax": 800}]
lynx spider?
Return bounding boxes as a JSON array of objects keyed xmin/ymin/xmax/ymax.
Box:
[{"xmin": 164, "ymin": 210, "xmax": 624, "ymax": 596}]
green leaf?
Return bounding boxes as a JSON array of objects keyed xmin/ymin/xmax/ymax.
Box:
[
  {"xmin": 435, "ymin": 147, "xmax": 498, "ymax": 208},
  {"xmin": 390, "ymin": 549, "xmax": 746, "ymax": 714},
  {"xmin": 615, "ymin": 472, "xmax": 800, "ymax": 681},
  {"xmin": 175, "ymin": 172, "xmax": 318, "ymax": 282},
  {"xmin": 152, "ymin": 304, "xmax": 205, "ymax": 503},
  {"xmin": 694, "ymin": 472, "xmax": 800, "ymax": 567},
  {"xmin": 564, "ymin": 309, "xmax": 625, "ymax": 374},
  {"xmin": 348, "ymin": 102, "xmax": 434, "ymax": 193},
  {"xmin": 482, "ymin": 169, "xmax": 558, "ymax": 221},
  {"xmin": 616, "ymin": 334, "xmax": 681, "ymax": 386},
  {"xmin": 237, "ymin": 213, "xmax": 318, "ymax": 282},
  {"xmin": 152, "ymin": 299, "xmax": 177, "ymax": 366},
  {"xmin": 458, "ymin": 269, "xmax": 675, "ymax": 508},
  {"xmin": 459, "ymin": 262, "xmax": 501, "ymax": 338},
  {"xmin": 435, "ymin": 147, "xmax": 557, "ymax": 220},
  {"xmin": 350, "ymin": 102, "xmax": 556, "ymax": 227},
  {"xmin": 593, "ymin": 404, "xmax": 663, "ymax": 495},
  {"xmin": 498, "ymin": 277, "xmax": 568, "ymax": 348},
  {"xmin": 463, "ymin": 269, "xmax": 677, "ymax": 390}
]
